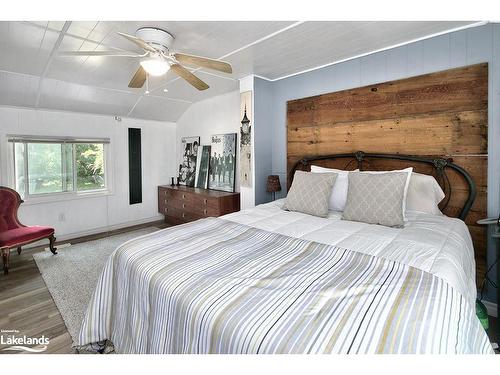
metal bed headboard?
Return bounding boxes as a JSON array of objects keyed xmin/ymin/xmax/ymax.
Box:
[{"xmin": 290, "ymin": 151, "xmax": 477, "ymax": 220}]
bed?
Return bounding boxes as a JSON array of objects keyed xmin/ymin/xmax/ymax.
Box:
[{"xmin": 76, "ymin": 153, "xmax": 493, "ymax": 354}]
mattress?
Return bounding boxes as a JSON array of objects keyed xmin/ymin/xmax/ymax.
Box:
[
  {"xmin": 224, "ymin": 199, "xmax": 477, "ymax": 306},
  {"xmin": 77, "ymin": 202, "xmax": 491, "ymax": 353}
]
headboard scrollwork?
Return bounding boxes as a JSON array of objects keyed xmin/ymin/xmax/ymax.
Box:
[{"xmin": 290, "ymin": 151, "xmax": 477, "ymax": 220}]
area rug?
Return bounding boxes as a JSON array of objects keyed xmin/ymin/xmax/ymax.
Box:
[{"xmin": 33, "ymin": 228, "xmax": 159, "ymax": 346}]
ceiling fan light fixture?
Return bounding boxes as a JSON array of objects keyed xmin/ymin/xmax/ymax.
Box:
[{"xmin": 140, "ymin": 56, "xmax": 170, "ymax": 76}]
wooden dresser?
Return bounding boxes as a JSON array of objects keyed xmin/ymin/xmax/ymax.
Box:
[{"xmin": 158, "ymin": 185, "xmax": 240, "ymax": 225}]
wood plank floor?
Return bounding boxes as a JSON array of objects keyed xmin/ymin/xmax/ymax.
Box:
[
  {"xmin": 0, "ymin": 221, "xmax": 497, "ymax": 354},
  {"xmin": 0, "ymin": 222, "xmax": 166, "ymax": 354}
]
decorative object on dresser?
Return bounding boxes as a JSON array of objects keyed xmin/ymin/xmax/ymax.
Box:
[
  {"xmin": 208, "ymin": 133, "xmax": 237, "ymax": 192},
  {"xmin": 195, "ymin": 145, "xmax": 211, "ymax": 189},
  {"xmin": 158, "ymin": 185, "xmax": 240, "ymax": 225},
  {"xmin": 0, "ymin": 186, "xmax": 57, "ymax": 274},
  {"xmin": 178, "ymin": 136, "xmax": 200, "ymax": 187},
  {"xmin": 266, "ymin": 175, "xmax": 281, "ymax": 201}
]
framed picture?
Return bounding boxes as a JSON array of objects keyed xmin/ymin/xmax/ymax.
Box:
[
  {"xmin": 208, "ymin": 133, "xmax": 237, "ymax": 192},
  {"xmin": 240, "ymin": 91, "xmax": 252, "ymax": 188},
  {"xmin": 178, "ymin": 136, "xmax": 200, "ymax": 187},
  {"xmin": 194, "ymin": 145, "xmax": 211, "ymax": 189}
]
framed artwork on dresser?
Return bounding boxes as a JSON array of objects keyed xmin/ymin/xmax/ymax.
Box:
[
  {"xmin": 178, "ymin": 136, "xmax": 200, "ymax": 187},
  {"xmin": 195, "ymin": 145, "xmax": 211, "ymax": 189},
  {"xmin": 208, "ymin": 133, "xmax": 237, "ymax": 192}
]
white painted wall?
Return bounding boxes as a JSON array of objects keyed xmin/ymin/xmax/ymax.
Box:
[
  {"xmin": 176, "ymin": 90, "xmax": 244, "ymax": 200},
  {"xmin": 0, "ymin": 106, "xmax": 177, "ymax": 240}
]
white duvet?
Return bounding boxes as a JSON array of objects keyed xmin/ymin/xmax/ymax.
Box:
[{"xmin": 223, "ymin": 199, "xmax": 477, "ymax": 306}]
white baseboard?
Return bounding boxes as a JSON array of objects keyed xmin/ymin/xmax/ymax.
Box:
[
  {"xmin": 483, "ymin": 300, "xmax": 498, "ymax": 317},
  {"xmin": 56, "ymin": 215, "xmax": 164, "ymax": 242},
  {"xmin": 22, "ymin": 215, "xmax": 164, "ymax": 249}
]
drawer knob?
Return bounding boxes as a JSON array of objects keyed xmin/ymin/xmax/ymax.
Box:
[
  {"xmin": 204, "ymin": 199, "xmax": 207, "ymax": 204},
  {"xmin": 204, "ymin": 209, "xmax": 207, "ymax": 214},
  {"xmin": 164, "ymin": 208, "xmax": 168, "ymax": 213},
  {"xmin": 182, "ymin": 213, "xmax": 186, "ymax": 218},
  {"xmin": 164, "ymin": 199, "xmax": 167, "ymax": 204},
  {"xmin": 182, "ymin": 203, "xmax": 186, "ymax": 208},
  {"xmin": 182, "ymin": 194, "xmax": 186, "ymax": 199}
]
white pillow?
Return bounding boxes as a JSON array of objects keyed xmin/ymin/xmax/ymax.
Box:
[
  {"xmin": 406, "ymin": 172, "xmax": 445, "ymax": 215},
  {"xmin": 310, "ymin": 166, "xmax": 358, "ymax": 212},
  {"xmin": 357, "ymin": 168, "xmax": 413, "ymax": 219}
]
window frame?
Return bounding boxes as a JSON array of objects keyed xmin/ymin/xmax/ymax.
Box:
[{"xmin": 9, "ymin": 136, "xmax": 112, "ymax": 203}]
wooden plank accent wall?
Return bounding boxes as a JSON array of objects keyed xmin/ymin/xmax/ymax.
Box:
[{"xmin": 286, "ymin": 63, "xmax": 488, "ymax": 286}]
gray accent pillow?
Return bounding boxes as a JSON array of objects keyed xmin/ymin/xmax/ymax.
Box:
[
  {"xmin": 342, "ymin": 172, "xmax": 409, "ymax": 227},
  {"xmin": 283, "ymin": 171, "xmax": 337, "ymax": 218}
]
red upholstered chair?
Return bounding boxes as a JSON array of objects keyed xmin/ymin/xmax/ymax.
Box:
[{"xmin": 0, "ymin": 186, "xmax": 57, "ymax": 274}]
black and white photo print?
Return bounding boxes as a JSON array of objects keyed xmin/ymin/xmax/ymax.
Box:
[
  {"xmin": 208, "ymin": 133, "xmax": 237, "ymax": 192},
  {"xmin": 178, "ymin": 136, "xmax": 200, "ymax": 187}
]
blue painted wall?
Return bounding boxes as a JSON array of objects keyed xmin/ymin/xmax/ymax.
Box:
[
  {"xmin": 254, "ymin": 77, "xmax": 275, "ymax": 204},
  {"xmin": 255, "ymin": 23, "xmax": 500, "ymax": 302}
]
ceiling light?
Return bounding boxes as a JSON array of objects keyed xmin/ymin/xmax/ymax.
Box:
[
  {"xmin": 140, "ymin": 56, "xmax": 170, "ymax": 76},
  {"xmin": 163, "ymin": 88, "xmax": 169, "ymax": 93}
]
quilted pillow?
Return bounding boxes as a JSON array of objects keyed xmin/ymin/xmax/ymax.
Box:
[
  {"xmin": 342, "ymin": 171, "xmax": 409, "ymax": 227},
  {"xmin": 284, "ymin": 171, "xmax": 337, "ymax": 218}
]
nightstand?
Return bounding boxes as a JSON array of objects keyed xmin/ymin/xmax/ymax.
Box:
[{"xmin": 477, "ymin": 217, "xmax": 500, "ymax": 343}]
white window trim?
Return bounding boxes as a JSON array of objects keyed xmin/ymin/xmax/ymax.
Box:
[{"xmin": 6, "ymin": 138, "xmax": 115, "ymax": 205}]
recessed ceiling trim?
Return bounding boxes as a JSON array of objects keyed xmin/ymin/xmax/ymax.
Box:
[
  {"xmin": 24, "ymin": 21, "xmax": 141, "ymax": 54},
  {"xmin": 35, "ymin": 21, "xmax": 72, "ymax": 108},
  {"xmin": 0, "ymin": 68, "xmax": 192, "ymax": 106},
  {"xmin": 0, "ymin": 103, "xmax": 176, "ymax": 124},
  {"xmin": 262, "ymin": 20, "xmax": 488, "ymax": 82},
  {"xmin": 127, "ymin": 96, "xmax": 143, "ymax": 116},
  {"xmin": 150, "ymin": 21, "xmax": 304, "ymax": 93},
  {"xmin": 194, "ymin": 69, "xmax": 237, "ymax": 81}
]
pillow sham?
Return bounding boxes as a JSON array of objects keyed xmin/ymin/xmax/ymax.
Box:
[
  {"xmin": 342, "ymin": 171, "xmax": 409, "ymax": 227},
  {"xmin": 283, "ymin": 171, "xmax": 337, "ymax": 218},
  {"xmin": 310, "ymin": 166, "xmax": 359, "ymax": 212},
  {"xmin": 406, "ymin": 172, "xmax": 445, "ymax": 215},
  {"xmin": 357, "ymin": 167, "xmax": 413, "ymax": 218}
]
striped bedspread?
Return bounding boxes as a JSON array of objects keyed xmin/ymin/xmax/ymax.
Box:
[{"xmin": 77, "ymin": 218, "xmax": 492, "ymax": 354}]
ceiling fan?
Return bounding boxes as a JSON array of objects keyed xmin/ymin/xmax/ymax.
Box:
[{"xmin": 58, "ymin": 27, "xmax": 233, "ymax": 91}]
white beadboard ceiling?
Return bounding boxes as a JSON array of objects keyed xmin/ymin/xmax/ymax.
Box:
[{"xmin": 0, "ymin": 21, "xmax": 480, "ymax": 122}]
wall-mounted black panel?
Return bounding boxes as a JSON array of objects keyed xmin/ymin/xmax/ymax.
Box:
[{"xmin": 128, "ymin": 128, "xmax": 142, "ymax": 204}]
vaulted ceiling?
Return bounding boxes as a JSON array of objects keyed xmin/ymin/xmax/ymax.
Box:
[{"xmin": 0, "ymin": 21, "xmax": 479, "ymax": 122}]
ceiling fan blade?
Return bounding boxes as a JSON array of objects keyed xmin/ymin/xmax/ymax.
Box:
[
  {"xmin": 128, "ymin": 66, "xmax": 147, "ymax": 88},
  {"xmin": 174, "ymin": 53, "xmax": 232, "ymax": 74},
  {"xmin": 170, "ymin": 64, "xmax": 209, "ymax": 91},
  {"xmin": 117, "ymin": 32, "xmax": 157, "ymax": 53},
  {"xmin": 59, "ymin": 50, "xmax": 143, "ymax": 57}
]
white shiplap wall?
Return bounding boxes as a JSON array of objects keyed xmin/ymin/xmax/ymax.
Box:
[{"xmin": 0, "ymin": 107, "xmax": 177, "ymax": 239}]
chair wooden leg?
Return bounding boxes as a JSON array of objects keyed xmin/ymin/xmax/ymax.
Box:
[
  {"xmin": 2, "ymin": 249, "xmax": 10, "ymax": 275},
  {"xmin": 17, "ymin": 246, "xmax": 22, "ymax": 255},
  {"xmin": 49, "ymin": 234, "xmax": 57, "ymax": 255}
]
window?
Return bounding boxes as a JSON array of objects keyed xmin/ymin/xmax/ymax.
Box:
[{"xmin": 11, "ymin": 137, "xmax": 108, "ymax": 198}]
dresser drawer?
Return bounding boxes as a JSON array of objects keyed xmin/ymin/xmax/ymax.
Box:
[
  {"xmin": 163, "ymin": 207, "xmax": 204, "ymax": 223},
  {"xmin": 167, "ymin": 197, "xmax": 219, "ymax": 216}
]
